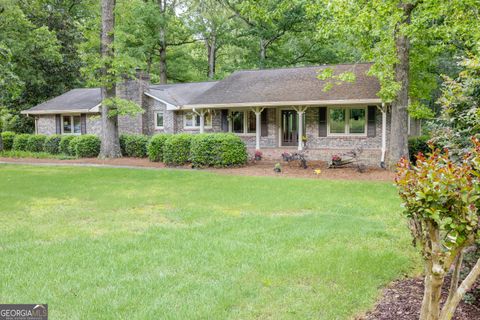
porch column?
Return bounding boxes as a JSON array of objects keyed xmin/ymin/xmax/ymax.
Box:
[
  {"xmin": 194, "ymin": 108, "xmax": 207, "ymax": 134},
  {"xmin": 379, "ymin": 103, "xmax": 387, "ymax": 166},
  {"xmin": 251, "ymin": 107, "xmax": 265, "ymax": 150},
  {"xmin": 294, "ymin": 106, "xmax": 308, "ymax": 151}
]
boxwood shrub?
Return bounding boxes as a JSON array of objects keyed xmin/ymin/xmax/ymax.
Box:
[
  {"xmin": 59, "ymin": 135, "xmax": 76, "ymax": 155},
  {"xmin": 124, "ymin": 134, "xmax": 149, "ymax": 158},
  {"xmin": 70, "ymin": 135, "xmax": 101, "ymax": 158},
  {"xmin": 408, "ymin": 135, "xmax": 430, "ymax": 164},
  {"xmin": 147, "ymin": 134, "xmax": 171, "ymax": 162},
  {"xmin": 119, "ymin": 134, "xmax": 128, "ymax": 156},
  {"xmin": 12, "ymin": 134, "xmax": 31, "ymax": 151},
  {"xmin": 26, "ymin": 135, "xmax": 47, "ymax": 152},
  {"xmin": 163, "ymin": 133, "xmax": 193, "ymax": 165},
  {"xmin": 1, "ymin": 131, "xmax": 16, "ymax": 150},
  {"xmin": 190, "ymin": 133, "xmax": 247, "ymax": 167},
  {"xmin": 44, "ymin": 135, "xmax": 62, "ymax": 154}
]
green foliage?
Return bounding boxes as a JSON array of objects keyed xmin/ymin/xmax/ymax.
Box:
[
  {"xmin": 408, "ymin": 136, "xmax": 431, "ymax": 164},
  {"xmin": 0, "ymin": 150, "xmax": 75, "ymax": 160},
  {"xmin": 43, "ymin": 135, "xmax": 62, "ymax": 154},
  {"xmin": 59, "ymin": 135, "xmax": 76, "ymax": 155},
  {"xmin": 428, "ymin": 57, "xmax": 480, "ymax": 159},
  {"xmin": 123, "ymin": 134, "xmax": 149, "ymax": 158},
  {"xmin": 190, "ymin": 133, "xmax": 247, "ymax": 167},
  {"xmin": 12, "ymin": 133, "xmax": 31, "ymax": 151},
  {"xmin": 69, "ymin": 135, "xmax": 101, "ymax": 158},
  {"xmin": 104, "ymin": 97, "xmax": 144, "ymax": 118},
  {"xmin": 163, "ymin": 134, "xmax": 193, "ymax": 165},
  {"xmin": 26, "ymin": 134, "xmax": 46, "ymax": 152},
  {"xmin": 1, "ymin": 131, "xmax": 15, "ymax": 150},
  {"xmin": 147, "ymin": 134, "xmax": 171, "ymax": 162}
]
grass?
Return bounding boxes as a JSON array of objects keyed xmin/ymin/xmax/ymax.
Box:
[
  {"xmin": 0, "ymin": 164, "xmax": 417, "ymax": 319},
  {"xmin": 0, "ymin": 150, "xmax": 76, "ymax": 159}
]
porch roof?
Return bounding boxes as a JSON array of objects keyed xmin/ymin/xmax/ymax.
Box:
[{"xmin": 181, "ymin": 63, "xmax": 381, "ymax": 109}]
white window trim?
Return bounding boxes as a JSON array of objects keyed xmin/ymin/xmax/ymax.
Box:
[
  {"xmin": 154, "ymin": 111, "xmax": 164, "ymax": 129},
  {"xmin": 61, "ymin": 114, "xmax": 82, "ymax": 135},
  {"xmin": 327, "ymin": 106, "xmax": 368, "ymax": 137},
  {"xmin": 228, "ymin": 110, "xmax": 256, "ymax": 136},
  {"xmin": 183, "ymin": 111, "xmax": 212, "ymax": 129}
]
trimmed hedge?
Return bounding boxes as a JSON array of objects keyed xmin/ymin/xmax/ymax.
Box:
[
  {"xmin": 60, "ymin": 135, "xmax": 76, "ymax": 155},
  {"xmin": 1, "ymin": 131, "xmax": 16, "ymax": 150},
  {"xmin": 163, "ymin": 133, "xmax": 193, "ymax": 165},
  {"xmin": 409, "ymin": 135, "xmax": 431, "ymax": 163},
  {"xmin": 26, "ymin": 135, "xmax": 47, "ymax": 152},
  {"xmin": 12, "ymin": 134, "xmax": 31, "ymax": 151},
  {"xmin": 124, "ymin": 134, "xmax": 149, "ymax": 158},
  {"xmin": 190, "ymin": 133, "xmax": 247, "ymax": 167},
  {"xmin": 44, "ymin": 135, "xmax": 62, "ymax": 154},
  {"xmin": 119, "ymin": 134, "xmax": 128, "ymax": 156},
  {"xmin": 147, "ymin": 134, "xmax": 171, "ymax": 162},
  {"xmin": 69, "ymin": 135, "xmax": 101, "ymax": 158}
]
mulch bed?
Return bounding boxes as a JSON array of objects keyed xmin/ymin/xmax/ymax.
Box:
[
  {"xmin": 0, "ymin": 157, "xmax": 396, "ymax": 181},
  {"xmin": 360, "ymin": 276, "xmax": 480, "ymax": 320}
]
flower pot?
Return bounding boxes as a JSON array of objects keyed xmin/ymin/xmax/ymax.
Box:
[
  {"xmin": 274, "ymin": 168, "xmax": 281, "ymax": 173},
  {"xmin": 255, "ymin": 155, "xmax": 262, "ymax": 161},
  {"xmin": 332, "ymin": 160, "xmax": 342, "ymax": 166}
]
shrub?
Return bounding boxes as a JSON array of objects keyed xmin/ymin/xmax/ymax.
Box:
[
  {"xmin": 119, "ymin": 134, "xmax": 128, "ymax": 156},
  {"xmin": 59, "ymin": 135, "xmax": 76, "ymax": 155},
  {"xmin": 44, "ymin": 135, "xmax": 62, "ymax": 154},
  {"xmin": 408, "ymin": 135, "xmax": 430, "ymax": 163},
  {"xmin": 163, "ymin": 133, "xmax": 193, "ymax": 165},
  {"xmin": 124, "ymin": 134, "xmax": 149, "ymax": 158},
  {"xmin": 1, "ymin": 131, "xmax": 16, "ymax": 150},
  {"xmin": 12, "ymin": 134, "xmax": 31, "ymax": 151},
  {"xmin": 70, "ymin": 135, "xmax": 101, "ymax": 158},
  {"xmin": 26, "ymin": 135, "xmax": 47, "ymax": 152},
  {"xmin": 147, "ymin": 134, "xmax": 171, "ymax": 162},
  {"xmin": 190, "ymin": 133, "xmax": 247, "ymax": 167}
]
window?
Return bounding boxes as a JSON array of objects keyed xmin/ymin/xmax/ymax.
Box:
[
  {"xmin": 230, "ymin": 111, "xmax": 257, "ymax": 134},
  {"xmin": 328, "ymin": 107, "xmax": 366, "ymax": 135},
  {"xmin": 62, "ymin": 115, "xmax": 81, "ymax": 134},
  {"xmin": 155, "ymin": 111, "xmax": 164, "ymax": 128},
  {"xmin": 184, "ymin": 111, "xmax": 212, "ymax": 128}
]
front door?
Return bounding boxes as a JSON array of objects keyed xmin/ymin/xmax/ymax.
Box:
[{"xmin": 281, "ymin": 110, "xmax": 298, "ymax": 146}]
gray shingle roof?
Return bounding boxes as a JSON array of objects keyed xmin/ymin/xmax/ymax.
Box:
[
  {"xmin": 186, "ymin": 63, "xmax": 380, "ymax": 107},
  {"xmin": 147, "ymin": 81, "xmax": 218, "ymax": 106},
  {"xmin": 23, "ymin": 88, "xmax": 101, "ymax": 114}
]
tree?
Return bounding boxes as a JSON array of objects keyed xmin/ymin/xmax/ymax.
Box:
[
  {"xmin": 396, "ymin": 141, "xmax": 480, "ymax": 320},
  {"xmin": 99, "ymin": 0, "xmax": 122, "ymax": 158},
  {"xmin": 308, "ymin": 0, "xmax": 480, "ymax": 166}
]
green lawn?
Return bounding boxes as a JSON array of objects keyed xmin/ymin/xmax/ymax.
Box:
[{"xmin": 0, "ymin": 164, "xmax": 416, "ymax": 319}]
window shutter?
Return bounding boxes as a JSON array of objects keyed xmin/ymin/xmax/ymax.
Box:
[
  {"xmin": 261, "ymin": 110, "xmax": 268, "ymax": 137},
  {"xmin": 221, "ymin": 109, "xmax": 229, "ymax": 132},
  {"xmin": 367, "ymin": 106, "xmax": 376, "ymax": 137},
  {"xmin": 318, "ymin": 107, "xmax": 327, "ymax": 137},
  {"xmin": 81, "ymin": 114, "xmax": 87, "ymax": 134},
  {"xmin": 55, "ymin": 114, "xmax": 62, "ymax": 134}
]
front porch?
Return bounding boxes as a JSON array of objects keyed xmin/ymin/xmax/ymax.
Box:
[{"xmin": 178, "ymin": 104, "xmax": 388, "ymax": 166}]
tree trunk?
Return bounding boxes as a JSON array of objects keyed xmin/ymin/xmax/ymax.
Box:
[
  {"xmin": 158, "ymin": 0, "xmax": 167, "ymax": 84},
  {"xmin": 388, "ymin": 2, "xmax": 413, "ymax": 167},
  {"xmin": 159, "ymin": 29, "xmax": 167, "ymax": 84},
  {"xmin": 259, "ymin": 38, "xmax": 266, "ymax": 69},
  {"xmin": 206, "ymin": 33, "xmax": 216, "ymax": 79},
  {"xmin": 99, "ymin": 0, "xmax": 121, "ymax": 158},
  {"xmin": 440, "ymin": 257, "xmax": 480, "ymax": 320}
]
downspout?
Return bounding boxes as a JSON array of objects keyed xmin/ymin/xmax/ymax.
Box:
[{"xmin": 380, "ymin": 103, "xmax": 387, "ymax": 168}]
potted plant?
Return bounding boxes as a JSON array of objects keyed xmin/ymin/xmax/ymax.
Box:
[
  {"xmin": 302, "ymin": 135, "xmax": 307, "ymax": 147},
  {"xmin": 274, "ymin": 162, "xmax": 281, "ymax": 173},
  {"xmin": 254, "ymin": 150, "xmax": 262, "ymax": 161},
  {"xmin": 331, "ymin": 154, "xmax": 342, "ymax": 166}
]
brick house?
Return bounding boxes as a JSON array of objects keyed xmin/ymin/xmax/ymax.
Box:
[{"xmin": 22, "ymin": 63, "xmax": 421, "ymax": 166}]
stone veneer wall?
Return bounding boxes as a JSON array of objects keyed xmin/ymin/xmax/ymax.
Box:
[
  {"xmin": 36, "ymin": 115, "xmax": 56, "ymax": 135},
  {"xmin": 86, "ymin": 115, "xmax": 102, "ymax": 136}
]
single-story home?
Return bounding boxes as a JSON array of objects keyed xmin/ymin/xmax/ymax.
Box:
[{"xmin": 22, "ymin": 63, "xmax": 421, "ymax": 165}]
